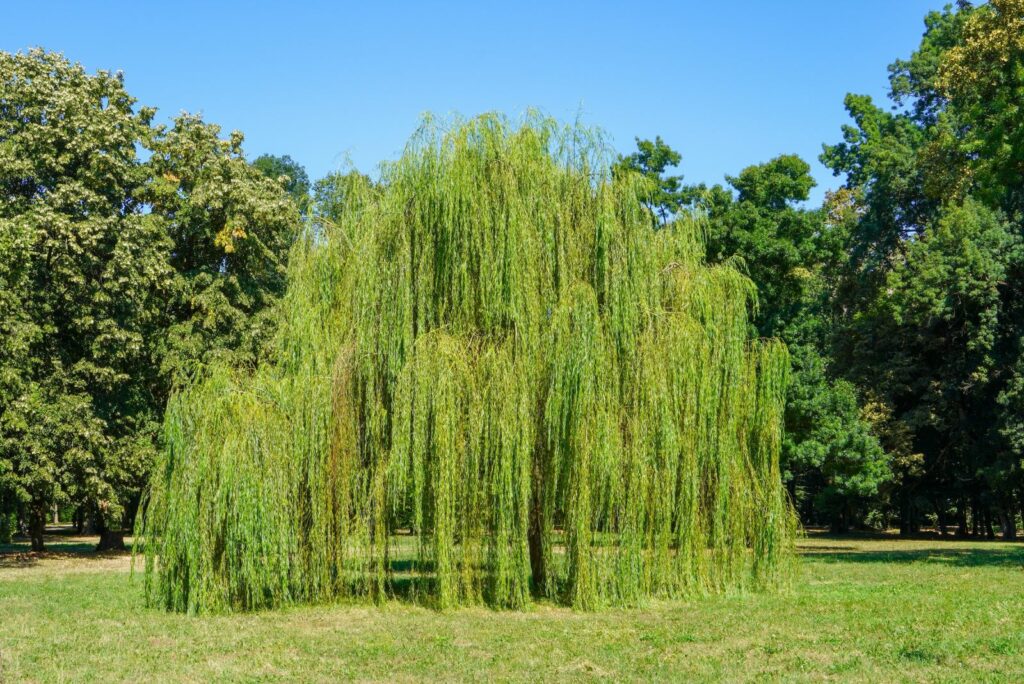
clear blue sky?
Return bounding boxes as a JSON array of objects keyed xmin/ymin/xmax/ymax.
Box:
[{"xmin": 4, "ymin": 1, "xmax": 941, "ymax": 205}]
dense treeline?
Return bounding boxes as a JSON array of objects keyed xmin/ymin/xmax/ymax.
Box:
[
  {"xmin": 823, "ymin": 0, "xmax": 1024, "ymax": 538},
  {"xmin": 622, "ymin": 0, "xmax": 1024, "ymax": 538},
  {"xmin": 2, "ymin": 0, "xmax": 1024, "ymax": 551}
]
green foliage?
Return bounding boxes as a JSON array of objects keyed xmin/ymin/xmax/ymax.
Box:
[
  {"xmin": 145, "ymin": 115, "xmax": 302, "ymax": 379},
  {"xmin": 0, "ymin": 385, "xmax": 106, "ymax": 523},
  {"xmin": 140, "ymin": 114, "xmax": 795, "ymax": 613},
  {"xmin": 728, "ymin": 154, "xmax": 815, "ymax": 211},
  {"xmin": 311, "ymin": 170, "xmax": 377, "ymax": 228},
  {"xmin": 822, "ymin": 1, "xmax": 1024, "ymax": 535},
  {"xmin": 683, "ymin": 155, "xmax": 889, "ymax": 529},
  {"xmin": 0, "ymin": 49, "xmax": 301, "ymax": 548},
  {"xmin": 854, "ymin": 201, "xmax": 1019, "ymax": 522},
  {"xmin": 0, "ymin": 49, "xmax": 168, "ymax": 544},
  {"xmin": 820, "ymin": 93, "xmax": 933, "ymax": 288},
  {"xmin": 784, "ymin": 346, "xmax": 889, "ymax": 528},
  {"xmin": 695, "ymin": 155, "xmax": 822, "ymax": 338},
  {"xmin": 936, "ymin": 0, "xmax": 1024, "ymax": 213},
  {"xmin": 613, "ymin": 136, "xmax": 684, "ymax": 223},
  {"xmin": 0, "ymin": 510, "xmax": 13, "ymax": 543},
  {"xmin": 254, "ymin": 154, "xmax": 311, "ymax": 213}
]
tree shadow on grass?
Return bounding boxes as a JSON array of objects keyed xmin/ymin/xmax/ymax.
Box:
[
  {"xmin": 0, "ymin": 533, "xmax": 133, "ymax": 569},
  {"xmin": 803, "ymin": 547, "xmax": 1024, "ymax": 568},
  {"xmin": 0, "ymin": 548, "xmax": 134, "ymax": 569}
]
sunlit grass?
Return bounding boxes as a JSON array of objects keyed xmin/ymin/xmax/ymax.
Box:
[{"xmin": 2, "ymin": 531, "xmax": 1022, "ymax": 681}]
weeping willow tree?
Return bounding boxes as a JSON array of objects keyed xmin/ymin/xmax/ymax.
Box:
[{"xmin": 138, "ymin": 113, "xmax": 796, "ymax": 613}]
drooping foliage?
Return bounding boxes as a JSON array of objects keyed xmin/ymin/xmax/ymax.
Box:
[
  {"xmin": 671, "ymin": 148, "xmax": 889, "ymax": 531},
  {"xmin": 139, "ymin": 114, "xmax": 794, "ymax": 613}
]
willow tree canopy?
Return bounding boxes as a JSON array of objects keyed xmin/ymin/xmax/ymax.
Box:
[{"xmin": 139, "ymin": 114, "xmax": 796, "ymax": 613}]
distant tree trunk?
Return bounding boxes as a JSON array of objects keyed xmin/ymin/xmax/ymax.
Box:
[
  {"xmin": 998, "ymin": 507, "xmax": 1017, "ymax": 541},
  {"xmin": 899, "ymin": 493, "xmax": 918, "ymax": 536},
  {"xmin": 97, "ymin": 528, "xmax": 126, "ymax": 551},
  {"xmin": 831, "ymin": 508, "xmax": 849, "ymax": 534},
  {"xmin": 956, "ymin": 499, "xmax": 968, "ymax": 538},
  {"xmin": 123, "ymin": 493, "xmax": 142, "ymax": 537},
  {"xmin": 1015, "ymin": 491, "xmax": 1024, "ymax": 540},
  {"xmin": 802, "ymin": 494, "xmax": 815, "ymax": 528},
  {"xmin": 81, "ymin": 507, "xmax": 99, "ymax": 535},
  {"xmin": 935, "ymin": 501, "xmax": 947, "ymax": 537},
  {"xmin": 28, "ymin": 504, "xmax": 46, "ymax": 552},
  {"xmin": 983, "ymin": 509, "xmax": 996, "ymax": 539},
  {"xmin": 1018, "ymin": 489, "xmax": 1024, "ymax": 538},
  {"xmin": 94, "ymin": 507, "xmax": 127, "ymax": 552}
]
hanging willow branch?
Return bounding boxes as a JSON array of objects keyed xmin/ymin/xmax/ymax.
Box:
[{"xmin": 137, "ymin": 113, "xmax": 796, "ymax": 613}]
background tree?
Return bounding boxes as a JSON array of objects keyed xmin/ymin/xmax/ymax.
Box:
[
  {"xmin": 695, "ymin": 155, "xmax": 819, "ymax": 338},
  {"xmin": 310, "ymin": 169, "xmax": 377, "ymax": 231},
  {"xmin": 822, "ymin": 0, "xmax": 1024, "ymax": 538},
  {"xmin": 145, "ymin": 116, "xmax": 302, "ymax": 382},
  {"xmin": 0, "ymin": 50, "xmax": 170, "ymax": 549},
  {"xmin": 254, "ymin": 153, "xmax": 311, "ymax": 214},
  {"xmin": 613, "ymin": 136, "xmax": 684, "ymax": 224},
  {"xmin": 0, "ymin": 50, "xmax": 302, "ymax": 549}
]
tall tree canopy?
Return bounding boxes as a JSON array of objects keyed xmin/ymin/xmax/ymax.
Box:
[
  {"xmin": 147, "ymin": 116, "xmax": 301, "ymax": 379},
  {"xmin": 0, "ymin": 49, "xmax": 301, "ymax": 550},
  {"xmin": 253, "ymin": 154, "xmax": 311, "ymax": 213},
  {"xmin": 0, "ymin": 50, "xmax": 168, "ymax": 549},
  {"xmin": 822, "ymin": 0, "xmax": 1024, "ymax": 538},
  {"xmin": 613, "ymin": 136, "xmax": 684, "ymax": 224}
]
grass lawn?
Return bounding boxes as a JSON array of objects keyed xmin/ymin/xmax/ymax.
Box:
[{"xmin": 1, "ymin": 529, "xmax": 1022, "ymax": 682}]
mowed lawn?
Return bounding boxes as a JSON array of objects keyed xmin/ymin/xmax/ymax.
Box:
[{"xmin": 1, "ymin": 530, "xmax": 1022, "ymax": 682}]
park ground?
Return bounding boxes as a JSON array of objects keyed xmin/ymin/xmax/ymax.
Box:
[{"xmin": 1, "ymin": 529, "xmax": 1022, "ymax": 682}]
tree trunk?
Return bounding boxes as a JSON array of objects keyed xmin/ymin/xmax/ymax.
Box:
[
  {"xmin": 82, "ymin": 508, "xmax": 98, "ymax": 535},
  {"xmin": 899, "ymin": 495, "xmax": 911, "ymax": 536},
  {"xmin": 94, "ymin": 508, "xmax": 127, "ymax": 552},
  {"xmin": 29, "ymin": 505, "xmax": 46, "ymax": 552},
  {"xmin": 831, "ymin": 509, "xmax": 849, "ymax": 534},
  {"xmin": 900, "ymin": 493, "xmax": 920, "ymax": 537},
  {"xmin": 96, "ymin": 528, "xmax": 126, "ymax": 552},
  {"xmin": 802, "ymin": 493, "xmax": 815, "ymax": 528},
  {"xmin": 956, "ymin": 499, "xmax": 968, "ymax": 538},
  {"xmin": 984, "ymin": 509, "xmax": 995, "ymax": 539},
  {"xmin": 1017, "ymin": 488, "xmax": 1024, "ymax": 540},
  {"xmin": 528, "ymin": 495, "xmax": 546, "ymax": 596},
  {"xmin": 998, "ymin": 507, "xmax": 1017, "ymax": 541}
]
